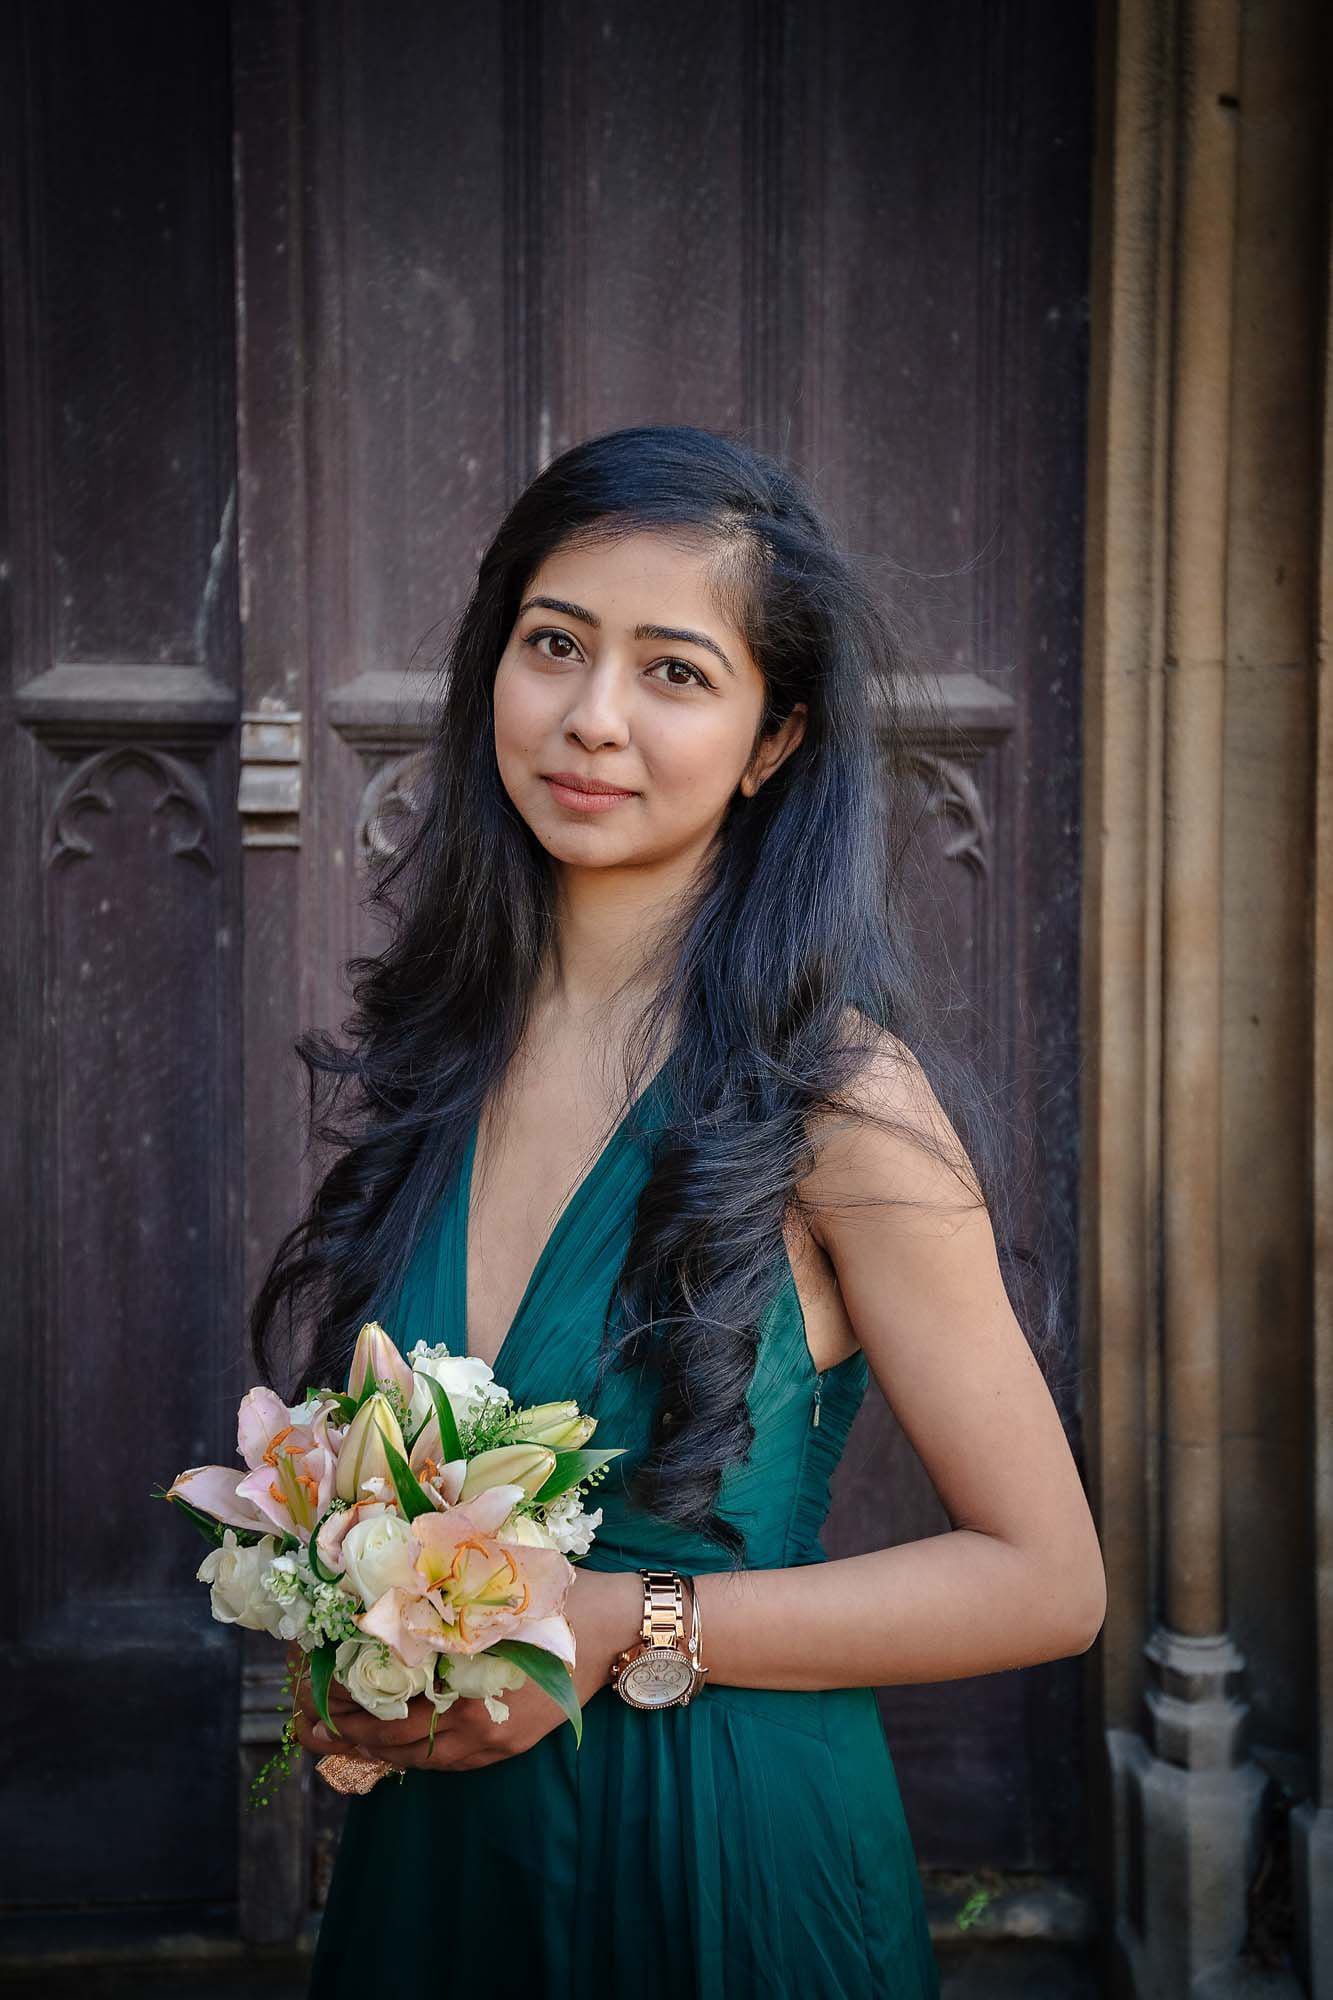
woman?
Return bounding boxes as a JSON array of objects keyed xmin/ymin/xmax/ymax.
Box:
[{"xmin": 253, "ymin": 424, "xmax": 1106, "ymax": 1997}]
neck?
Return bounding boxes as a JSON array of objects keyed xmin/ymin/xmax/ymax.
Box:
[{"xmin": 538, "ymin": 848, "xmax": 700, "ymax": 1017}]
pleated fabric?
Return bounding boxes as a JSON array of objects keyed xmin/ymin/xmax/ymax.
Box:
[{"xmin": 307, "ymin": 1063, "xmax": 940, "ymax": 1999}]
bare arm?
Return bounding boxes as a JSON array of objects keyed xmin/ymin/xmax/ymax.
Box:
[{"xmin": 588, "ymin": 1030, "xmax": 1107, "ymax": 1691}]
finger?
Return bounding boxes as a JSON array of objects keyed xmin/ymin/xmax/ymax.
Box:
[
  {"xmin": 324, "ymin": 1710, "xmax": 430, "ymax": 1751},
  {"xmin": 292, "ymin": 1710, "xmax": 347, "ymax": 1757},
  {"xmin": 412, "ymin": 1705, "xmax": 515, "ymax": 1771},
  {"xmin": 292, "ymin": 1664, "xmax": 357, "ymax": 1708},
  {"xmin": 389, "ymin": 1726, "xmax": 462, "ymax": 1774},
  {"xmin": 292, "ymin": 1701, "xmax": 353, "ymax": 1750},
  {"xmin": 294, "ymin": 1710, "xmax": 386, "ymax": 1760},
  {"xmin": 312, "ymin": 1700, "xmax": 454, "ymax": 1759},
  {"xmin": 293, "ymin": 1685, "xmax": 358, "ymax": 1731},
  {"xmin": 284, "ymin": 1649, "xmax": 357, "ymax": 1715},
  {"xmin": 311, "ymin": 1687, "xmax": 361, "ymax": 1718}
]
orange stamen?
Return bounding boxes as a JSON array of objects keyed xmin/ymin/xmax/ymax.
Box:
[{"xmin": 262, "ymin": 1424, "xmax": 296, "ymax": 1464}]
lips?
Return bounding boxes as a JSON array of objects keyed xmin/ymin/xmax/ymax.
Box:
[{"xmin": 541, "ymin": 771, "xmax": 637, "ymax": 797}]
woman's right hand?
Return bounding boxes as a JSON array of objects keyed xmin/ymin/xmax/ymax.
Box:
[
  {"xmin": 286, "ymin": 1641, "xmax": 364, "ymax": 1755},
  {"xmin": 286, "ymin": 1642, "xmax": 446, "ymax": 1766}
]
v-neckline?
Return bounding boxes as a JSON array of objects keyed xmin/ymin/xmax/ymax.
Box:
[{"xmin": 457, "ymin": 1052, "xmax": 674, "ymax": 1382}]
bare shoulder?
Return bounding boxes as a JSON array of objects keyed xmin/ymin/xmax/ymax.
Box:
[
  {"xmin": 799, "ymin": 1006, "xmax": 982, "ymax": 1251},
  {"xmin": 797, "ymin": 1009, "xmax": 1105, "ymax": 1638}
]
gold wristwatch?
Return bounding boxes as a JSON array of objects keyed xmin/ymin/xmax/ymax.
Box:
[{"xmin": 610, "ymin": 1568, "xmax": 709, "ymax": 1710}]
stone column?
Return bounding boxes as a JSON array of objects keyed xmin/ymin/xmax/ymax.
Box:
[
  {"xmin": 1088, "ymin": 0, "xmax": 1301, "ymax": 1991},
  {"xmin": 1291, "ymin": 180, "xmax": 1333, "ymax": 2000}
]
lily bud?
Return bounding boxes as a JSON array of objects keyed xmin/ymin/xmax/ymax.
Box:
[
  {"xmin": 459, "ymin": 1443, "xmax": 557, "ymax": 1502},
  {"xmin": 335, "ymin": 1392, "xmax": 407, "ymax": 1502},
  {"xmin": 346, "ymin": 1322, "xmax": 416, "ymax": 1409},
  {"xmin": 510, "ymin": 1400, "xmax": 598, "ymax": 1449}
]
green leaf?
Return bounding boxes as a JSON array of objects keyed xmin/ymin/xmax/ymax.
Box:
[
  {"xmin": 380, "ymin": 1430, "xmax": 437, "ymax": 1523},
  {"xmin": 485, "ymin": 1639, "xmax": 583, "ymax": 1749},
  {"xmin": 309, "ymin": 1644, "xmax": 341, "ymax": 1737},
  {"xmin": 531, "ymin": 1447, "xmax": 626, "ymax": 1507},
  {"xmin": 307, "ymin": 1503, "xmax": 343, "ymax": 1582},
  {"xmin": 414, "ymin": 1373, "xmax": 464, "ymax": 1464}
]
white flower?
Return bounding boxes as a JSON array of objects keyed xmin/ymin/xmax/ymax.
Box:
[
  {"xmin": 334, "ymin": 1638, "xmax": 433, "ymax": 1720},
  {"xmin": 260, "ymin": 1553, "xmax": 319, "ymax": 1647},
  {"xmin": 197, "ymin": 1529, "xmax": 283, "ymax": 1632},
  {"xmin": 497, "ymin": 1510, "xmax": 561, "ymax": 1550},
  {"xmin": 262, "ymin": 1553, "xmax": 359, "ymax": 1649},
  {"xmin": 272, "ymin": 1593, "xmax": 317, "ymax": 1647},
  {"xmin": 287, "ymin": 1391, "xmax": 335, "ymax": 1427},
  {"xmin": 540, "ymin": 1489, "xmax": 605, "ymax": 1558},
  {"xmin": 339, "ymin": 1511, "xmax": 421, "ymax": 1608},
  {"xmin": 435, "ymin": 1651, "xmax": 529, "ymax": 1724},
  {"xmin": 406, "ymin": 1343, "xmax": 511, "ymax": 1431},
  {"xmin": 407, "ymin": 1339, "xmax": 452, "ymax": 1363}
]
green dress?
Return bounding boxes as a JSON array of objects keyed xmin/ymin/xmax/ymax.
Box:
[{"xmin": 307, "ymin": 1063, "xmax": 939, "ymax": 1999}]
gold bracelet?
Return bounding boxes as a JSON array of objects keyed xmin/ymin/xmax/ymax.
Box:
[{"xmin": 687, "ymin": 1574, "xmax": 704, "ymax": 1670}]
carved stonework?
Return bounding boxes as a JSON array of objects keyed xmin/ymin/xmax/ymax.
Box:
[
  {"xmin": 356, "ymin": 746, "xmax": 433, "ymax": 870},
  {"xmin": 906, "ymin": 749, "xmax": 991, "ymax": 877},
  {"xmin": 46, "ymin": 744, "xmax": 217, "ymax": 873}
]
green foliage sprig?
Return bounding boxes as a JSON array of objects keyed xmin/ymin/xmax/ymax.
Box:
[{"xmin": 247, "ymin": 1655, "xmax": 305, "ymax": 1812}]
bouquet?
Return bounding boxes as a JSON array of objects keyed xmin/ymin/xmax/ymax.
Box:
[{"xmin": 155, "ymin": 1321, "xmax": 624, "ymax": 1797}]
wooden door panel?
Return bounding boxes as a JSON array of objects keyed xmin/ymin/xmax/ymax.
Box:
[
  {"xmin": 1, "ymin": 0, "xmax": 1092, "ymax": 1941},
  {"xmin": 1, "ymin": 0, "xmax": 242, "ymax": 1910},
  {"xmin": 269, "ymin": 0, "xmax": 1090, "ymax": 1874}
]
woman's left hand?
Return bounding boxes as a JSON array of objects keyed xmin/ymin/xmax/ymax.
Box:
[{"xmin": 289, "ymin": 1566, "xmax": 640, "ymax": 1774}]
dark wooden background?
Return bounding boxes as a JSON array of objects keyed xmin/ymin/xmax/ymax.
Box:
[{"xmin": 1, "ymin": 0, "xmax": 1093, "ymax": 1944}]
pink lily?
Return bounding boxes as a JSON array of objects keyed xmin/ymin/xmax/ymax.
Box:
[
  {"xmin": 356, "ymin": 1482, "xmax": 577, "ymax": 1670},
  {"xmin": 232, "ymin": 1387, "xmax": 338, "ymax": 1543},
  {"xmin": 407, "ymin": 1412, "xmax": 468, "ymax": 1510},
  {"xmin": 165, "ymin": 1464, "xmax": 273, "ymax": 1534}
]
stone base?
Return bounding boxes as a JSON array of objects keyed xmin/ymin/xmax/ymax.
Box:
[
  {"xmin": 1103, "ymin": 1627, "xmax": 1301, "ymax": 1998},
  {"xmin": 1291, "ymin": 1800, "xmax": 1333, "ymax": 1999}
]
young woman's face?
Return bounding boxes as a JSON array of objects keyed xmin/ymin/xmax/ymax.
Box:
[{"xmin": 493, "ymin": 530, "xmax": 806, "ymax": 873}]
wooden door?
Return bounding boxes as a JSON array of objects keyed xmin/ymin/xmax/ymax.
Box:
[{"xmin": 2, "ymin": 0, "xmax": 1094, "ymax": 1944}]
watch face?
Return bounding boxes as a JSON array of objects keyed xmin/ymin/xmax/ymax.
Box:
[{"xmin": 622, "ymin": 1647, "xmax": 695, "ymax": 1707}]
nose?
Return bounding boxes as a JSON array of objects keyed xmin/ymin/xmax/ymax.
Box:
[{"xmin": 561, "ymin": 658, "xmax": 632, "ymax": 752}]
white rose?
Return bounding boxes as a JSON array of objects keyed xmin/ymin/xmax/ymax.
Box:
[
  {"xmin": 436, "ymin": 1651, "xmax": 528, "ymax": 1724},
  {"xmin": 334, "ymin": 1638, "xmax": 433, "ymax": 1720},
  {"xmin": 406, "ymin": 1345, "xmax": 509, "ymax": 1431},
  {"xmin": 339, "ymin": 1511, "xmax": 421, "ymax": 1608},
  {"xmin": 197, "ymin": 1529, "xmax": 282, "ymax": 1631}
]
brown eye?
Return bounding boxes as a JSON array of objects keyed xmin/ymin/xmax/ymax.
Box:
[
  {"xmin": 524, "ymin": 629, "xmax": 580, "ymax": 662},
  {"xmin": 647, "ymin": 658, "xmax": 712, "ymax": 690}
]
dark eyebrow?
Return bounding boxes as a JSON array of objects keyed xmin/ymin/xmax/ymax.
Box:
[{"xmin": 517, "ymin": 595, "xmax": 736, "ymax": 676}]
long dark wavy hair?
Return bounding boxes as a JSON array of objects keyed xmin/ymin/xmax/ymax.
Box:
[{"xmin": 249, "ymin": 422, "xmax": 1060, "ymax": 1565}]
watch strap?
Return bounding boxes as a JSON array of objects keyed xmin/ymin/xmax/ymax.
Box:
[{"xmin": 639, "ymin": 1567, "xmax": 686, "ymax": 1646}]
